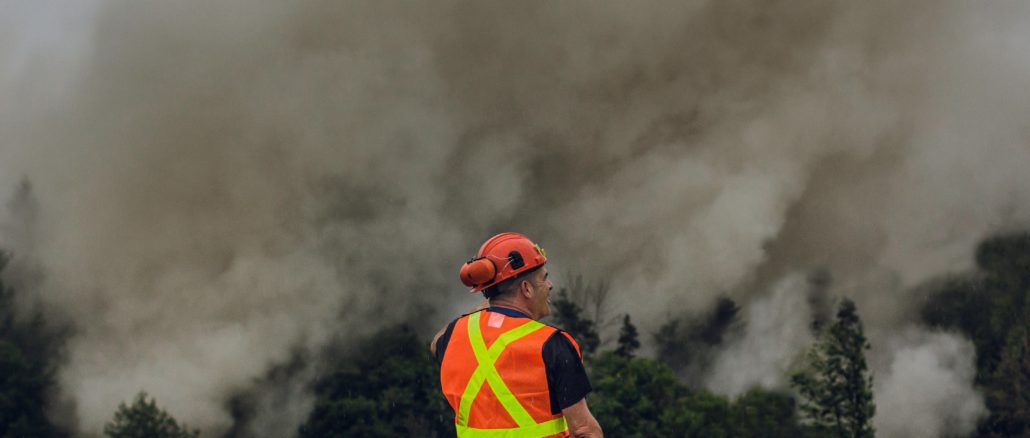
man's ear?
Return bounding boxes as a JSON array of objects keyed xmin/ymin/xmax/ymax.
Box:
[{"xmin": 519, "ymin": 279, "xmax": 533, "ymax": 299}]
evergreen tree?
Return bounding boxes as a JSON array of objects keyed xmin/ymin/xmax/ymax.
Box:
[
  {"xmin": 0, "ymin": 253, "xmax": 64, "ymax": 438},
  {"xmin": 589, "ymin": 352, "xmax": 809, "ymax": 437},
  {"xmin": 923, "ymin": 239, "xmax": 1029, "ymax": 384},
  {"xmin": 549, "ymin": 288, "xmax": 600, "ymax": 359},
  {"xmin": 587, "ymin": 352, "xmax": 731, "ymax": 437},
  {"xmin": 615, "ymin": 314, "xmax": 640, "ymax": 358},
  {"xmin": 103, "ymin": 392, "xmax": 199, "ymax": 438},
  {"xmin": 920, "ymin": 232, "xmax": 1030, "ymax": 435},
  {"xmin": 0, "ymin": 341, "xmax": 59, "ymax": 438},
  {"xmin": 654, "ymin": 318, "xmax": 686, "ymax": 366},
  {"xmin": 298, "ymin": 325, "xmax": 452, "ymax": 437},
  {"xmin": 983, "ymin": 301, "xmax": 1030, "ymax": 435},
  {"xmin": 791, "ymin": 299, "xmax": 875, "ymax": 438},
  {"xmin": 654, "ymin": 297, "xmax": 740, "ymax": 383},
  {"xmin": 729, "ymin": 389, "xmax": 810, "ymax": 438}
]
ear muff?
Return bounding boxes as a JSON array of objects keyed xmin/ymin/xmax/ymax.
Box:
[{"xmin": 459, "ymin": 257, "xmax": 496, "ymax": 288}]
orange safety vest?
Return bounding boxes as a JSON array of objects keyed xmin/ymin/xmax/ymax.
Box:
[{"xmin": 440, "ymin": 309, "xmax": 579, "ymax": 437}]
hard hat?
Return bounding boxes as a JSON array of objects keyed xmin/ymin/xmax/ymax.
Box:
[{"xmin": 459, "ymin": 232, "xmax": 547, "ymax": 292}]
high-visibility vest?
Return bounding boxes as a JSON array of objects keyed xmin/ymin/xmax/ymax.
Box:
[{"xmin": 440, "ymin": 309, "xmax": 574, "ymax": 437}]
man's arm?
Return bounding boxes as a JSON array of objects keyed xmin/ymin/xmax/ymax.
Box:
[
  {"xmin": 430, "ymin": 326, "xmax": 445, "ymax": 356},
  {"xmin": 543, "ymin": 331, "xmax": 601, "ymax": 437},
  {"xmin": 562, "ymin": 398, "xmax": 603, "ymax": 437}
]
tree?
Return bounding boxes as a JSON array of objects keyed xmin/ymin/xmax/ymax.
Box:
[
  {"xmin": 549, "ymin": 288, "xmax": 600, "ymax": 359},
  {"xmin": 654, "ymin": 297, "xmax": 740, "ymax": 384},
  {"xmin": 0, "ymin": 341, "xmax": 59, "ymax": 438},
  {"xmin": 0, "ymin": 253, "xmax": 64, "ymax": 438},
  {"xmin": 920, "ymin": 232, "xmax": 1030, "ymax": 436},
  {"xmin": 588, "ymin": 351, "xmax": 810, "ymax": 437},
  {"xmin": 729, "ymin": 389, "xmax": 809, "ymax": 438},
  {"xmin": 587, "ymin": 352, "xmax": 731, "ymax": 437},
  {"xmin": 558, "ymin": 274, "xmax": 615, "ymax": 332},
  {"xmin": 791, "ymin": 299, "xmax": 875, "ymax": 438},
  {"xmin": 615, "ymin": 314, "xmax": 640, "ymax": 358},
  {"xmin": 297, "ymin": 325, "xmax": 452, "ymax": 437},
  {"xmin": 103, "ymin": 392, "xmax": 198, "ymax": 438},
  {"xmin": 983, "ymin": 302, "xmax": 1030, "ymax": 436}
]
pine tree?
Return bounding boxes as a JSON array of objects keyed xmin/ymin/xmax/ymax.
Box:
[
  {"xmin": 615, "ymin": 314, "xmax": 640, "ymax": 358},
  {"xmin": 653, "ymin": 297, "xmax": 740, "ymax": 382},
  {"xmin": 103, "ymin": 392, "xmax": 199, "ymax": 438},
  {"xmin": 0, "ymin": 252, "xmax": 65, "ymax": 438},
  {"xmin": 791, "ymin": 298, "xmax": 875, "ymax": 438},
  {"xmin": 984, "ymin": 301, "xmax": 1030, "ymax": 435},
  {"xmin": 298, "ymin": 325, "xmax": 453, "ymax": 437}
]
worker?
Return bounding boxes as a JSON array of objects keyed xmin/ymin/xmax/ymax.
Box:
[{"xmin": 432, "ymin": 232, "xmax": 603, "ymax": 437}]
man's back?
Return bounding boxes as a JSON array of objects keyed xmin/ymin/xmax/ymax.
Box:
[{"xmin": 439, "ymin": 308, "xmax": 575, "ymax": 436}]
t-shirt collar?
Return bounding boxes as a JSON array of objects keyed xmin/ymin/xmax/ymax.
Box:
[{"xmin": 487, "ymin": 306, "xmax": 531, "ymax": 319}]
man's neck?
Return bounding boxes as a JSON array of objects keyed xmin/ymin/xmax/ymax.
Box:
[{"xmin": 487, "ymin": 299, "xmax": 536, "ymax": 320}]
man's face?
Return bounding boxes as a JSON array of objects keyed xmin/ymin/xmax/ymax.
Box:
[{"xmin": 528, "ymin": 267, "xmax": 553, "ymax": 318}]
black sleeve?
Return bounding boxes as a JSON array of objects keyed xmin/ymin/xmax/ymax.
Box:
[
  {"xmin": 435, "ymin": 319, "xmax": 459, "ymax": 364},
  {"xmin": 542, "ymin": 331, "xmax": 592, "ymax": 414}
]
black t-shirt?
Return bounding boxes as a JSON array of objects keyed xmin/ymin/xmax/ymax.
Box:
[{"xmin": 435, "ymin": 307, "xmax": 592, "ymax": 414}]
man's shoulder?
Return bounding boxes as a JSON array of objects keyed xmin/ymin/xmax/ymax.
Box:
[
  {"xmin": 541, "ymin": 327, "xmax": 583, "ymax": 360},
  {"xmin": 537, "ymin": 323, "xmax": 578, "ymax": 344},
  {"xmin": 433, "ymin": 316, "xmax": 463, "ymax": 364}
]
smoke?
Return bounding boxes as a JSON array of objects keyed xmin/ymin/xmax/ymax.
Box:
[
  {"xmin": 874, "ymin": 329, "xmax": 986, "ymax": 438},
  {"xmin": 4, "ymin": 0, "xmax": 1030, "ymax": 435},
  {"xmin": 706, "ymin": 274, "xmax": 815, "ymax": 396}
]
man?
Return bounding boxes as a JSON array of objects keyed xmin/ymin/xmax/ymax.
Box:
[{"xmin": 432, "ymin": 232, "xmax": 603, "ymax": 437}]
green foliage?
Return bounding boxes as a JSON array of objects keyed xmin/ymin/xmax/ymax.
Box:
[
  {"xmin": 921, "ymin": 276, "xmax": 1003, "ymax": 381},
  {"xmin": 103, "ymin": 392, "xmax": 198, "ymax": 438},
  {"xmin": 0, "ymin": 341, "xmax": 59, "ymax": 438},
  {"xmin": 0, "ymin": 253, "xmax": 64, "ymax": 438},
  {"xmin": 615, "ymin": 314, "xmax": 640, "ymax": 358},
  {"xmin": 654, "ymin": 318, "xmax": 687, "ymax": 366},
  {"xmin": 791, "ymin": 299, "xmax": 875, "ymax": 438},
  {"xmin": 549, "ymin": 288, "xmax": 600, "ymax": 359},
  {"xmin": 589, "ymin": 352, "xmax": 809, "ymax": 437},
  {"xmin": 982, "ymin": 302, "xmax": 1030, "ymax": 436},
  {"xmin": 654, "ymin": 297, "xmax": 740, "ymax": 378},
  {"xmin": 975, "ymin": 233, "xmax": 1030, "ymax": 276},
  {"xmin": 920, "ymin": 231, "xmax": 1030, "ymax": 436},
  {"xmin": 298, "ymin": 325, "xmax": 452, "ymax": 438},
  {"xmin": 728, "ymin": 389, "xmax": 808, "ymax": 438},
  {"xmin": 588, "ymin": 351, "xmax": 727, "ymax": 437}
]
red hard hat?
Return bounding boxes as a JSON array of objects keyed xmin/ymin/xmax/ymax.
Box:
[{"xmin": 459, "ymin": 232, "xmax": 547, "ymax": 292}]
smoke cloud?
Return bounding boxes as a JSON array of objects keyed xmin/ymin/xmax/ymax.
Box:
[
  {"xmin": 4, "ymin": 0, "xmax": 1030, "ymax": 435},
  {"xmin": 874, "ymin": 329, "xmax": 987, "ymax": 438},
  {"xmin": 706, "ymin": 274, "xmax": 814, "ymax": 396}
]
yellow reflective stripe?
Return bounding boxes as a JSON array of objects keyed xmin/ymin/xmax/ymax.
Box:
[
  {"xmin": 461, "ymin": 312, "xmax": 543, "ymax": 426},
  {"xmin": 457, "ymin": 417, "xmax": 568, "ymax": 438},
  {"xmin": 459, "ymin": 312, "xmax": 491, "ymax": 425},
  {"xmin": 475, "ymin": 319, "xmax": 545, "ymax": 427},
  {"xmin": 458, "ymin": 367, "xmax": 488, "ymax": 426},
  {"xmin": 457, "ymin": 312, "xmax": 552, "ymax": 431}
]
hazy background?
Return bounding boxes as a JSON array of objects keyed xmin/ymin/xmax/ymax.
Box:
[{"xmin": 3, "ymin": 0, "xmax": 1030, "ymax": 436}]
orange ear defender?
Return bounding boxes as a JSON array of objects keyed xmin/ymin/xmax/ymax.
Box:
[{"xmin": 460, "ymin": 257, "xmax": 497, "ymax": 288}]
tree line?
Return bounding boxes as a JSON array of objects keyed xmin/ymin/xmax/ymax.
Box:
[{"xmin": 2, "ymin": 232, "xmax": 1029, "ymax": 436}]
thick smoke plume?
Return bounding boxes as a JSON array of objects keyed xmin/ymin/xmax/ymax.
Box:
[
  {"xmin": 874, "ymin": 329, "xmax": 986, "ymax": 438},
  {"xmin": 706, "ymin": 275, "xmax": 815, "ymax": 396},
  {"xmin": 4, "ymin": 0, "xmax": 1030, "ymax": 435}
]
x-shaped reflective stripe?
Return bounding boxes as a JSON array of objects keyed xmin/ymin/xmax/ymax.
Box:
[{"xmin": 458, "ymin": 312, "xmax": 546, "ymax": 428}]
